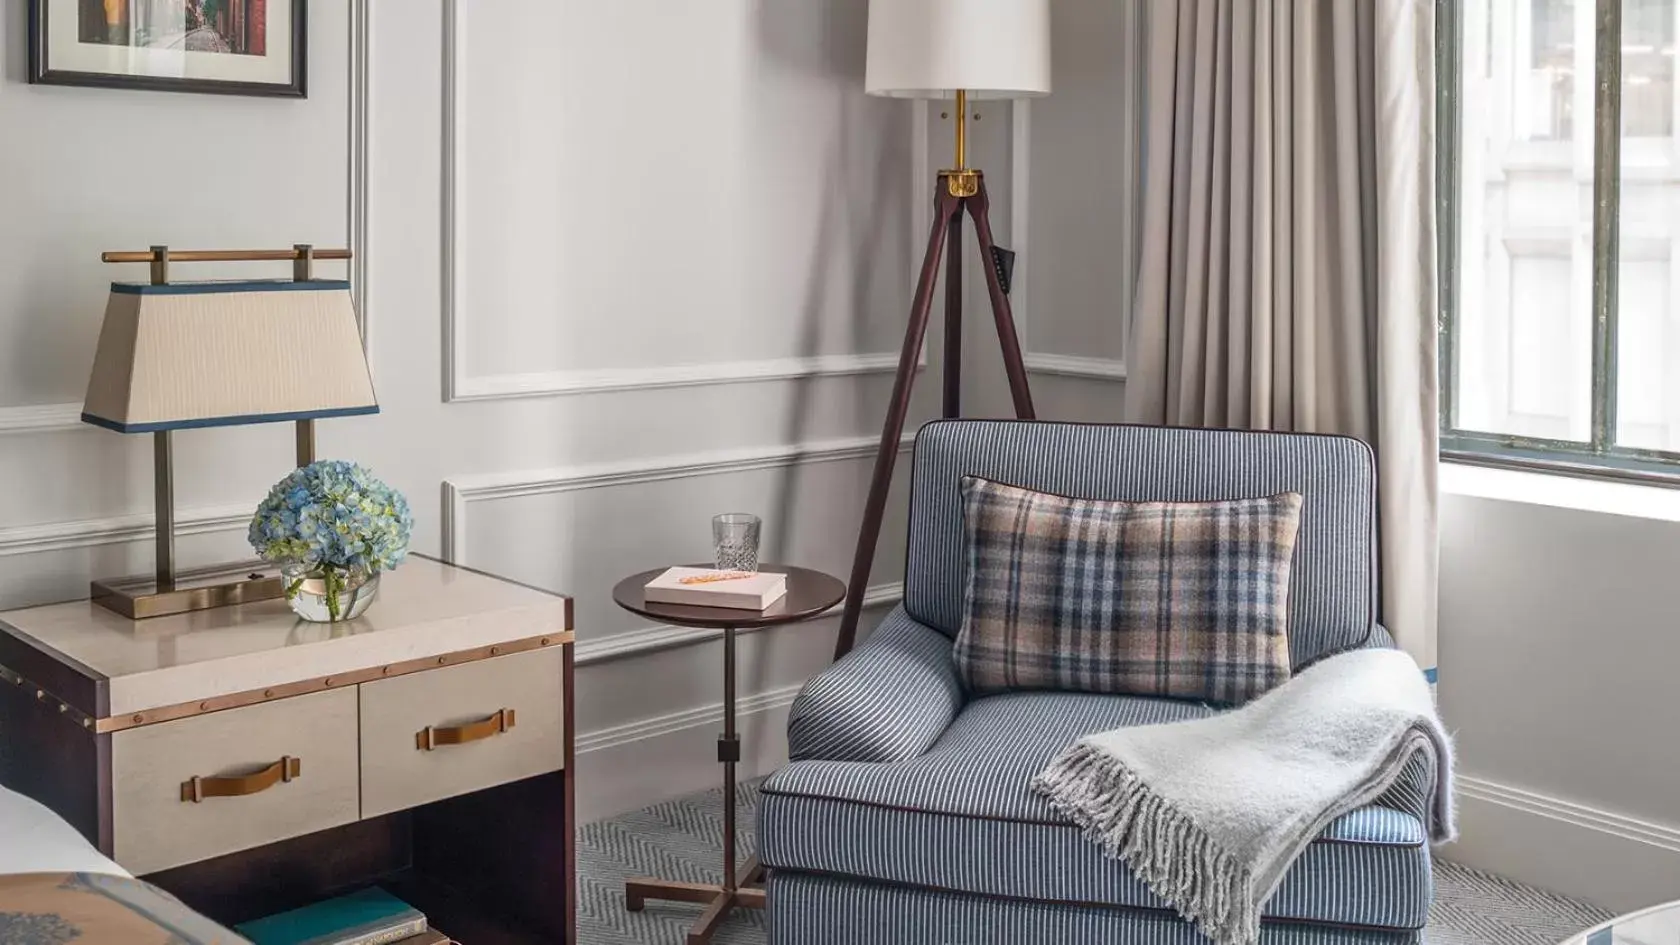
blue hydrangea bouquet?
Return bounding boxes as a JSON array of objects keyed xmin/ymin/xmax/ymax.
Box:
[{"xmin": 249, "ymin": 460, "xmax": 413, "ymax": 622}]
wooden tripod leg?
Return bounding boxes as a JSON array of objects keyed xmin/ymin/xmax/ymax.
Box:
[
  {"xmin": 967, "ymin": 180, "xmax": 1037, "ymax": 420},
  {"xmin": 832, "ymin": 188, "xmax": 964, "ymax": 661},
  {"xmin": 943, "ymin": 208, "xmax": 963, "ymax": 418}
]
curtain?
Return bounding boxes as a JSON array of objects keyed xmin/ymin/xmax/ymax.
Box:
[{"xmin": 1125, "ymin": 0, "xmax": 1439, "ymax": 673}]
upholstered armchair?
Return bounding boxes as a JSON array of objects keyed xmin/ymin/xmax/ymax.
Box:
[{"xmin": 759, "ymin": 420, "xmax": 1436, "ymax": 944}]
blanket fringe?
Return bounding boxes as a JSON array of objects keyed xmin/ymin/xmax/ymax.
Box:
[{"xmin": 1031, "ymin": 743, "xmax": 1260, "ymax": 945}]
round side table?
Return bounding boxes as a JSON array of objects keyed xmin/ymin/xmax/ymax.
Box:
[{"xmin": 611, "ymin": 564, "xmax": 845, "ymax": 945}]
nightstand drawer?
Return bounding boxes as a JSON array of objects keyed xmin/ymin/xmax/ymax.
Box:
[
  {"xmin": 359, "ymin": 647, "xmax": 565, "ymax": 818},
  {"xmin": 110, "ymin": 687, "xmax": 360, "ymax": 875}
]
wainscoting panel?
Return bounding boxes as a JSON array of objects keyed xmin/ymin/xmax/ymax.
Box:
[
  {"xmin": 442, "ymin": 433, "xmax": 914, "ymax": 643},
  {"xmin": 440, "ymin": 0, "xmax": 916, "ymax": 402}
]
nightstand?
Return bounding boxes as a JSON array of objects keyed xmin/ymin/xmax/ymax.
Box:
[{"xmin": 0, "ymin": 554, "xmax": 575, "ymax": 944}]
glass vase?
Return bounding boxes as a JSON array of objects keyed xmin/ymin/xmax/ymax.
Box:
[{"xmin": 282, "ymin": 564, "xmax": 380, "ymax": 622}]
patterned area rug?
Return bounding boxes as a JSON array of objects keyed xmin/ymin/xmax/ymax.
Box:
[{"xmin": 579, "ymin": 782, "xmax": 1613, "ymax": 944}]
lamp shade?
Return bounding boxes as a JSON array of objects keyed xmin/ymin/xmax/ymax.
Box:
[
  {"xmin": 81, "ymin": 279, "xmax": 378, "ymax": 433},
  {"xmin": 866, "ymin": 0, "xmax": 1050, "ymax": 100}
]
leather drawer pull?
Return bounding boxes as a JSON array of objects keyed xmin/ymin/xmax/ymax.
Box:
[
  {"xmin": 180, "ymin": 756, "xmax": 300, "ymax": 804},
  {"xmin": 416, "ymin": 708, "xmax": 515, "ymax": 751}
]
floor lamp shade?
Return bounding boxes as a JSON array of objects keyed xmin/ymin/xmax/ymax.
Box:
[
  {"xmin": 81, "ymin": 279, "xmax": 378, "ymax": 433},
  {"xmin": 865, "ymin": 0, "xmax": 1051, "ymax": 99}
]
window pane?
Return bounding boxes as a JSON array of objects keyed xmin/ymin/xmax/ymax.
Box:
[
  {"xmin": 1453, "ymin": 0, "xmax": 1593, "ymax": 442},
  {"xmin": 1615, "ymin": 0, "xmax": 1680, "ymax": 450},
  {"xmin": 1527, "ymin": 0, "xmax": 1576, "ymax": 140},
  {"xmin": 1623, "ymin": 0, "xmax": 1675, "ymax": 138}
]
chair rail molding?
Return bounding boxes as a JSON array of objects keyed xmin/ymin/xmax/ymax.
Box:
[
  {"xmin": 439, "ymin": 0, "xmax": 924, "ymax": 404},
  {"xmin": 1022, "ymin": 353, "xmax": 1128, "ymax": 381},
  {"xmin": 0, "ymin": 504, "xmax": 250, "ymax": 558},
  {"xmin": 440, "ymin": 432, "xmax": 916, "ymax": 564},
  {"xmin": 0, "ymin": 403, "xmax": 84, "ymax": 436}
]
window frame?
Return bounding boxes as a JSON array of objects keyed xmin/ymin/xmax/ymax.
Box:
[{"xmin": 1438, "ymin": 0, "xmax": 1680, "ymax": 485}]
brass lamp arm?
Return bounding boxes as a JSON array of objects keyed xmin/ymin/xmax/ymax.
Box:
[{"xmin": 944, "ymin": 89, "xmax": 979, "ymax": 198}]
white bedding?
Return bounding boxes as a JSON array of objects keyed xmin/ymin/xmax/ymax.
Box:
[{"xmin": 0, "ymin": 783, "xmax": 128, "ymax": 877}]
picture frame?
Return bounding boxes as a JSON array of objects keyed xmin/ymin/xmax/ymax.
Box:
[{"xmin": 28, "ymin": 0, "xmax": 306, "ymax": 98}]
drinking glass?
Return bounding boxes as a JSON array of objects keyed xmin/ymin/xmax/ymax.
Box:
[{"xmin": 712, "ymin": 513, "xmax": 761, "ymax": 573}]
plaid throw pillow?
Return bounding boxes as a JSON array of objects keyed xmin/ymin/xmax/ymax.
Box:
[{"xmin": 954, "ymin": 477, "xmax": 1305, "ymax": 705}]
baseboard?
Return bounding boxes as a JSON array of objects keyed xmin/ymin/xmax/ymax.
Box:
[
  {"xmin": 574, "ymin": 683, "xmax": 802, "ymax": 824},
  {"xmin": 1448, "ymin": 775, "xmax": 1680, "ymax": 913}
]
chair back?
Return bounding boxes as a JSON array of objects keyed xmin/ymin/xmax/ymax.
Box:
[{"xmin": 903, "ymin": 420, "xmax": 1378, "ymax": 668}]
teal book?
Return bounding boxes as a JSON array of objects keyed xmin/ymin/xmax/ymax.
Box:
[{"xmin": 234, "ymin": 888, "xmax": 428, "ymax": 945}]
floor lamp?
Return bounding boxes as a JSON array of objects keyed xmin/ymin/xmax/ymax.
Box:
[{"xmin": 833, "ymin": 0, "xmax": 1053, "ymax": 660}]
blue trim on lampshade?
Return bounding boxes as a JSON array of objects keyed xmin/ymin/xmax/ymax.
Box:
[
  {"xmin": 110, "ymin": 279, "xmax": 353, "ymax": 296},
  {"xmin": 1423, "ymin": 667, "xmax": 1438, "ymax": 685},
  {"xmin": 81, "ymin": 404, "xmax": 378, "ymax": 434}
]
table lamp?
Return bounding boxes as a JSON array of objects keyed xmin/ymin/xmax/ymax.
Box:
[
  {"xmin": 80, "ymin": 245, "xmax": 378, "ymax": 619},
  {"xmin": 832, "ymin": 0, "xmax": 1052, "ymax": 659}
]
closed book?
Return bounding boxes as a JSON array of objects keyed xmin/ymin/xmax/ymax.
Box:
[
  {"xmin": 235, "ymin": 887, "xmax": 427, "ymax": 945},
  {"xmin": 644, "ymin": 567, "xmax": 788, "ymax": 610},
  {"xmin": 392, "ymin": 933, "xmax": 450, "ymax": 945}
]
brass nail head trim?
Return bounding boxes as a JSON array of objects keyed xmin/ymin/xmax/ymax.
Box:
[{"xmin": 91, "ymin": 630, "xmax": 575, "ymax": 733}]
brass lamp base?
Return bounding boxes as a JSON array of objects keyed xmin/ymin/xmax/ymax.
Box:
[{"xmin": 92, "ymin": 561, "xmax": 284, "ymax": 620}]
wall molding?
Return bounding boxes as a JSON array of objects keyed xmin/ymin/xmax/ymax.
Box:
[
  {"xmin": 1456, "ymin": 775, "xmax": 1680, "ymax": 854},
  {"xmin": 574, "ymin": 680, "xmax": 801, "ymax": 822},
  {"xmin": 441, "ymin": 432, "xmax": 915, "ymax": 563},
  {"xmin": 1024, "ymin": 353, "xmax": 1128, "ymax": 381},
  {"xmin": 347, "ymin": 0, "xmax": 372, "ymax": 346},
  {"xmin": 1452, "ymin": 774, "xmax": 1680, "ymax": 913},
  {"xmin": 0, "ymin": 403, "xmax": 83, "ymax": 436},
  {"xmin": 1005, "ymin": 17, "xmax": 1137, "ymax": 378},
  {"xmin": 576, "ymin": 681, "xmax": 802, "ymax": 756},
  {"xmin": 0, "ymin": 504, "xmax": 250, "ymax": 558},
  {"xmin": 447, "ymin": 353, "xmax": 908, "ymax": 402},
  {"xmin": 576, "ymin": 581, "xmax": 902, "ymax": 666},
  {"xmin": 439, "ymin": 1, "xmax": 917, "ymax": 403}
]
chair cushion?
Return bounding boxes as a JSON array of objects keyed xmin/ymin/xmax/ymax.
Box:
[
  {"xmin": 955, "ymin": 476, "xmax": 1304, "ymax": 703},
  {"xmin": 761, "ymin": 691, "xmax": 1432, "ymax": 931},
  {"xmin": 768, "ymin": 872, "xmax": 1425, "ymax": 945},
  {"xmin": 905, "ymin": 421, "xmax": 1378, "ymax": 668}
]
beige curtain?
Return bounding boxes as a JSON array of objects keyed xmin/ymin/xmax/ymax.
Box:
[{"xmin": 1126, "ymin": 0, "xmax": 1439, "ymax": 672}]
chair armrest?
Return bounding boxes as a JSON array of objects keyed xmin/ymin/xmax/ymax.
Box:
[
  {"xmin": 1364, "ymin": 624, "xmax": 1397, "ymax": 649},
  {"xmin": 786, "ymin": 606, "xmax": 963, "ymax": 764}
]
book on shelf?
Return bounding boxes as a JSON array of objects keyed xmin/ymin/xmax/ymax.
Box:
[
  {"xmin": 234, "ymin": 887, "xmax": 427, "ymax": 945},
  {"xmin": 643, "ymin": 566, "xmax": 787, "ymax": 610}
]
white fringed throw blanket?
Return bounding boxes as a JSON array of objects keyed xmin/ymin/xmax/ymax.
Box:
[{"xmin": 1031, "ymin": 648, "xmax": 1455, "ymax": 945}]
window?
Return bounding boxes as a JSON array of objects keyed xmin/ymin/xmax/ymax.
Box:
[{"xmin": 1440, "ymin": 0, "xmax": 1680, "ymax": 479}]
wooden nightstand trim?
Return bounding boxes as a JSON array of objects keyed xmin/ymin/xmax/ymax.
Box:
[
  {"xmin": 94, "ymin": 630, "xmax": 576, "ymax": 734},
  {"xmin": 0, "ymin": 624, "xmax": 108, "ymax": 717}
]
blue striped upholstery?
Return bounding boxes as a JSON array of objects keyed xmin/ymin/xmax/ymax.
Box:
[
  {"xmin": 905, "ymin": 421, "xmax": 1378, "ymax": 667},
  {"xmin": 787, "ymin": 607, "xmax": 963, "ymax": 764},
  {"xmin": 763, "ymin": 424, "xmax": 1427, "ymax": 943},
  {"xmin": 762, "ymin": 679, "xmax": 1435, "ymax": 930},
  {"xmin": 766, "ymin": 871, "xmax": 1424, "ymax": 945}
]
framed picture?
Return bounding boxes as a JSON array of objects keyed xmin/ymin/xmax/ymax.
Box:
[{"xmin": 29, "ymin": 0, "xmax": 306, "ymax": 97}]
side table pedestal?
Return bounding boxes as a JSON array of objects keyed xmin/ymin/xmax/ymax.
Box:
[{"xmin": 611, "ymin": 565, "xmax": 845, "ymax": 945}]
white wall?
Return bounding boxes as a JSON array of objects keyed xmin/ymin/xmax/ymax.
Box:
[
  {"xmin": 958, "ymin": 2, "xmax": 1136, "ymax": 423},
  {"xmin": 1, "ymin": 0, "xmax": 928, "ymax": 821},
  {"xmin": 1438, "ymin": 486, "xmax": 1680, "ymax": 913}
]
